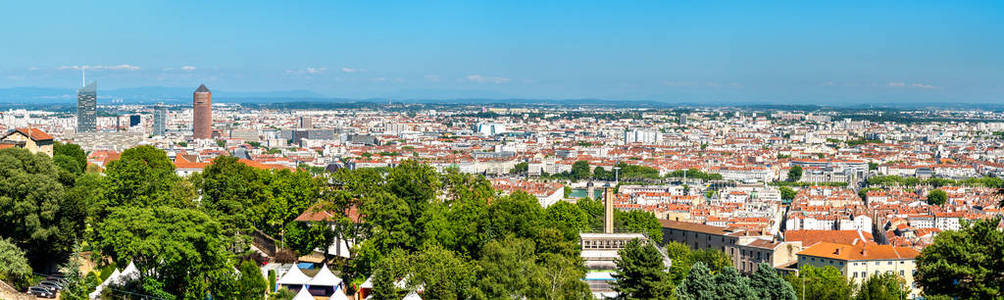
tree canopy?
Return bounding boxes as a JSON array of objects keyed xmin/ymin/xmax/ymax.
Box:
[
  {"xmin": 926, "ymin": 189, "xmax": 947, "ymax": 206},
  {"xmin": 915, "ymin": 217, "xmax": 1003, "ymax": 299},
  {"xmin": 612, "ymin": 239, "xmax": 674, "ymax": 299},
  {"xmin": 92, "ymin": 206, "xmax": 234, "ymax": 298}
]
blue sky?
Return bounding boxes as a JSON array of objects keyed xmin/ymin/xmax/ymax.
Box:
[{"xmin": 1, "ymin": 1, "xmax": 1002, "ymax": 103}]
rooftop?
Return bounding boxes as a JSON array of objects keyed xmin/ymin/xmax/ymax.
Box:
[{"xmin": 798, "ymin": 240, "xmax": 920, "ymax": 261}]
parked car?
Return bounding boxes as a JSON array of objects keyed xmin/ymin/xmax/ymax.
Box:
[
  {"xmin": 33, "ymin": 283, "xmax": 58, "ymax": 293},
  {"xmin": 27, "ymin": 286, "xmax": 56, "ymax": 298},
  {"xmin": 46, "ymin": 275, "xmax": 67, "ymax": 283},
  {"xmin": 40, "ymin": 280, "xmax": 64, "ymax": 290}
]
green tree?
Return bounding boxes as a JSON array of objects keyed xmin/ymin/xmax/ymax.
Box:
[
  {"xmin": 199, "ymin": 155, "xmax": 268, "ymax": 232},
  {"xmin": 664, "ymin": 241, "xmax": 694, "ymax": 283},
  {"xmin": 750, "ymin": 263, "xmax": 796, "ymax": 300},
  {"xmin": 691, "ymin": 249, "xmax": 734, "ymax": 272},
  {"xmin": 543, "ymin": 201, "xmax": 590, "ymax": 240},
  {"xmin": 54, "ymin": 141, "xmax": 87, "ymax": 174},
  {"xmin": 92, "ymin": 206, "xmax": 234, "ymax": 299},
  {"xmin": 593, "ymin": 166, "xmax": 612, "ymax": 181},
  {"xmin": 576, "ymin": 197, "xmax": 604, "ymax": 232},
  {"xmin": 780, "ymin": 186, "xmax": 796, "ymax": 201},
  {"xmin": 477, "ymin": 236, "xmax": 541, "ymax": 298},
  {"xmin": 370, "ymin": 259, "xmax": 400, "ymax": 300},
  {"xmin": 788, "ymin": 165, "xmax": 803, "ymax": 182},
  {"xmin": 786, "ymin": 265, "xmax": 855, "ymax": 300},
  {"xmin": 510, "ymin": 162, "xmax": 529, "ymax": 175},
  {"xmin": 58, "ymin": 257, "xmax": 100, "ymax": 300},
  {"xmin": 614, "ymin": 210, "xmax": 664, "ymax": 241},
  {"xmin": 0, "ymin": 238, "xmax": 32, "ymax": 290},
  {"xmin": 409, "ymin": 244, "xmax": 479, "ymax": 300},
  {"xmin": 675, "ymin": 262, "xmax": 715, "ymax": 300},
  {"xmin": 612, "ymin": 239, "xmax": 674, "ymax": 299},
  {"xmin": 536, "ymin": 253, "xmax": 590, "ymax": 299},
  {"xmin": 53, "ymin": 154, "xmax": 84, "ymax": 175},
  {"xmin": 915, "ymin": 217, "xmax": 1004, "ymax": 299},
  {"xmin": 236, "ymin": 260, "xmax": 267, "ymax": 300},
  {"xmin": 711, "ymin": 267, "xmax": 756, "ymax": 300},
  {"xmin": 926, "ymin": 189, "xmax": 947, "ymax": 206},
  {"xmin": 100, "ymin": 145, "xmax": 193, "ymax": 218},
  {"xmin": 854, "ymin": 272, "xmax": 907, "ymax": 300},
  {"xmin": 0, "ymin": 148, "xmax": 82, "ymax": 266},
  {"xmin": 487, "ymin": 191, "xmax": 544, "ymax": 240},
  {"xmin": 256, "ymin": 169, "xmax": 322, "ymax": 237},
  {"xmin": 571, "ymin": 160, "xmax": 591, "ymax": 180}
]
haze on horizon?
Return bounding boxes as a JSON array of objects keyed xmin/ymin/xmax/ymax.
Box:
[{"xmin": 1, "ymin": 1, "xmax": 1002, "ymax": 104}]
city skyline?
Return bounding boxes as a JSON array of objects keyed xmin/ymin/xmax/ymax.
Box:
[{"xmin": 1, "ymin": 1, "xmax": 1002, "ymax": 104}]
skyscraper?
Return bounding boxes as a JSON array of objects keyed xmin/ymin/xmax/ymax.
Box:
[
  {"xmin": 153, "ymin": 104, "xmax": 167, "ymax": 136},
  {"xmin": 129, "ymin": 115, "xmax": 141, "ymax": 127},
  {"xmin": 76, "ymin": 81, "xmax": 97, "ymax": 132},
  {"xmin": 193, "ymin": 84, "xmax": 212, "ymax": 139}
]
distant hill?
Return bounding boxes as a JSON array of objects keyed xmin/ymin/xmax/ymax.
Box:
[{"xmin": 0, "ymin": 86, "xmax": 325, "ymax": 104}]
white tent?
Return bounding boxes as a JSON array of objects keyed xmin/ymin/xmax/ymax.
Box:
[
  {"xmin": 403, "ymin": 291, "xmax": 422, "ymax": 300},
  {"xmin": 308, "ymin": 264, "xmax": 342, "ymax": 287},
  {"xmin": 88, "ymin": 268, "xmax": 120, "ymax": 299},
  {"xmin": 277, "ymin": 266, "xmax": 311, "ymax": 286},
  {"xmin": 329, "ymin": 286, "xmax": 350, "ymax": 300},
  {"xmin": 291, "ymin": 286, "xmax": 314, "ymax": 300},
  {"xmin": 116, "ymin": 262, "xmax": 140, "ymax": 284}
]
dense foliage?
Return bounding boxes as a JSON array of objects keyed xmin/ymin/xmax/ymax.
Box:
[
  {"xmin": 612, "ymin": 239, "xmax": 674, "ymax": 299},
  {"xmin": 915, "ymin": 217, "xmax": 1004, "ymax": 299},
  {"xmin": 0, "ymin": 238, "xmax": 32, "ymax": 290},
  {"xmin": 0, "ymin": 148, "xmax": 85, "ymax": 267},
  {"xmin": 786, "ymin": 265, "xmax": 855, "ymax": 300},
  {"xmin": 331, "ymin": 161, "xmax": 593, "ymax": 298}
]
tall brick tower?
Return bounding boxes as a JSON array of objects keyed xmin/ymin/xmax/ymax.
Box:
[{"xmin": 192, "ymin": 84, "xmax": 212, "ymax": 139}]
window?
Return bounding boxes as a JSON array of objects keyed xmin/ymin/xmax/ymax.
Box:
[
  {"xmin": 900, "ymin": 270, "xmax": 904, "ymax": 276},
  {"xmin": 875, "ymin": 262, "xmax": 880, "ymax": 266}
]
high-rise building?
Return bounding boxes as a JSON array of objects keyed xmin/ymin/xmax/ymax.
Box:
[
  {"xmin": 299, "ymin": 116, "xmax": 312, "ymax": 129},
  {"xmin": 623, "ymin": 129, "xmax": 662, "ymax": 145},
  {"xmin": 193, "ymin": 84, "xmax": 212, "ymax": 139},
  {"xmin": 153, "ymin": 104, "xmax": 167, "ymax": 136},
  {"xmin": 129, "ymin": 115, "xmax": 141, "ymax": 127},
  {"xmin": 77, "ymin": 81, "xmax": 97, "ymax": 132}
]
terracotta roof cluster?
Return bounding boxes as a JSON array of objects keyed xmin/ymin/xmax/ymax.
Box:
[
  {"xmin": 798, "ymin": 240, "xmax": 920, "ymax": 261},
  {"xmin": 785, "ymin": 230, "xmax": 873, "ymax": 247},
  {"xmin": 3, "ymin": 127, "xmax": 54, "ymax": 141}
]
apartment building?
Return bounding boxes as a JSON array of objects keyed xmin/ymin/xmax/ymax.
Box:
[{"xmin": 797, "ymin": 240, "xmax": 921, "ymax": 298}]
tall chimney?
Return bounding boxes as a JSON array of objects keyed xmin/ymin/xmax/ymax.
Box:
[{"xmin": 604, "ymin": 185, "xmax": 615, "ymax": 234}]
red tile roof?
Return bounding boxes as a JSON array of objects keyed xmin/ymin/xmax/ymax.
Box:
[
  {"xmin": 4, "ymin": 128, "xmax": 54, "ymax": 141},
  {"xmin": 785, "ymin": 230, "xmax": 874, "ymax": 247},
  {"xmin": 294, "ymin": 203, "xmax": 362, "ymax": 223},
  {"xmin": 798, "ymin": 240, "xmax": 920, "ymax": 261}
]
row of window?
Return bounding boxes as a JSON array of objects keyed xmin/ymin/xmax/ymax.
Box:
[{"xmin": 851, "ymin": 270, "xmax": 910, "ymax": 278}]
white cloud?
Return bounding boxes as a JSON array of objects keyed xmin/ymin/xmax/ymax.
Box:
[
  {"xmin": 466, "ymin": 74, "xmax": 510, "ymax": 84},
  {"xmin": 341, "ymin": 67, "xmax": 362, "ymax": 73},
  {"xmin": 424, "ymin": 74, "xmax": 441, "ymax": 82},
  {"xmin": 888, "ymin": 82, "xmax": 937, "ymax": 89},
  {"xmin": 181, "ymin": 66, "xmax": 197, "ymax": 71},
  {"xmin": 28, "ymin": 66, "xmax": 39, "ymax": 71},
  {"xmin": 285, "ymin": 67, "xmax": 327, "ymax": 75},
  {"xmin": 58, "ymin": 64, "xmax": 141, "ymax": 71}
]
